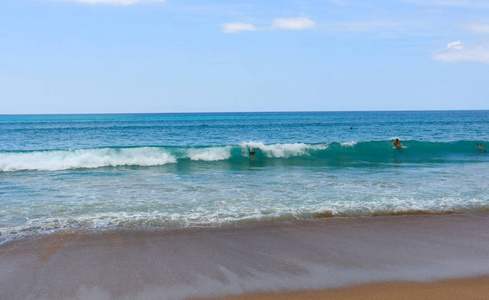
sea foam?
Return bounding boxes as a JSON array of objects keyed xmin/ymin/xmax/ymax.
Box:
[
  {"xmin": 186, "ymin": 147, "xmax": 232, "ymax": 161},
  {"xmin": 241, "ymin": 142, "xmax": 328, "ymax": 158},
  {"xmin": 0, "ymin": 147, "xmax": 177, "ymax": 171}
]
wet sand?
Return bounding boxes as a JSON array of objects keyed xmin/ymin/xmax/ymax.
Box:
[
  {"xmin": 223, "ymin": 276, "xmax": 489, "ymax": 300},
  {"xmin": 1, "ymin": 213, "xmax": 489, "ymax": 300}
]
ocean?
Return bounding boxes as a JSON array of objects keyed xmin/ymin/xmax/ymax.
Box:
[{"xmin": 1, "ymin": 110, "xmax": 489, "ymax": 244}]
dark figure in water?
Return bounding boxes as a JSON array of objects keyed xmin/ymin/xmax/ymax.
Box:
[
  {"xmin": 393, "ymin": 139, "xmax": 402, "ymax": 152},
  {"xmin": 477, "ymin": 143, "xmax": 487, "ymax": 152},
  {"xmin": 249, "ymin": 147, "xmax": 256, "ymax": 159}
]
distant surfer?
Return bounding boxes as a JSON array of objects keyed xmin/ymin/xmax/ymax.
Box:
[
  {"xmin": 477, "ymin": 143, "xmax": 486, "ymax": 153},
  {"xmin": 393, "ymin": 139, "xmax": 402, "ymax": 148},
  {"xmin": 249, "ymin": 147, "xmax": 256, "ymax": 159}
]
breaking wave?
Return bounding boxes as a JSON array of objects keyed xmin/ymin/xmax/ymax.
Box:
[{"xmin": 0, "ymin": 140, "xmax": 486, "ymax": 172}]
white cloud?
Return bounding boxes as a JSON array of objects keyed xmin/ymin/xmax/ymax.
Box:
[
  {"xmin": 222, "ymin": 17, "xmax": 315, "ymax": 34},
  {"xmin": 433, "ymin": 41, "xmax": 489, "ymax": 64},
  {"xmin": 446, "ymin": 40, "xmax": 464, "ymax": 49},
  {"xmin": 463, "ymin": 23, "xmax": 489, "ymax": 34},
  {"xmin": 222, "ymin": 22, "xmax": 259, "ymax": 34},
  {"xmin": 67, "ymin": 0, "xmax": 165, "ymax": 5},
  {"xmin": 272, "ymin": 17, "xmax": 316, "ymax": 30}
]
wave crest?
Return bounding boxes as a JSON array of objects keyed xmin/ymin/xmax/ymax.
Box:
[
  {"xmin": 187, "ymin": 147, "xmax": 232, "ymax": 161},
  {"xmin": 0, "ymin": 140, "xmax": 486, "ymax": 172},
  {"xmin": 0, "ymin": 148, "xmax": 177, "ymax": 171},
  {"xmin": 241, "ymin": 142, "xmax": 328, "ymax": 158}
]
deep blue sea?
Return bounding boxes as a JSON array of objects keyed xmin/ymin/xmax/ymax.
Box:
[{"xmin": 1, "ymin": 111, "xmax": 488, "ymax": 243}]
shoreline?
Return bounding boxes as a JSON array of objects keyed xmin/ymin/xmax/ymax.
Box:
[
  {"xmin": 1, "ymin": 213, "xmax": 489, "ymax": 299},
  {"xmin": 0, "ymin": 209, "xmax": 480, "ymax": 246}
]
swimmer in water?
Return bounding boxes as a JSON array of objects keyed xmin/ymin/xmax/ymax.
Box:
[
  {"xmin": 249, "ymin": 147, "xmax": 256, "ymax": 159},
  {"xmin": 393, "ymin": 139, "xmax": 402, "ymax": 147},
  {"xmin": 477, "ymin": 143, "xmax": 487, "ymax": 152}
]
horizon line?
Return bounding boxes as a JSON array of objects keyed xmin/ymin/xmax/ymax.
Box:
[{"xmin": 1, "ymin": 108, "xmax": 489, "ymax": 116}]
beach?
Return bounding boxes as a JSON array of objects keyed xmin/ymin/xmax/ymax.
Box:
[
  {"xmin": 3, "ymin": 0, "xmax": 489, "ymax": 295},
  {"xmin": 223, "ymin": 277, "xmax": 489, "ymax": 300},
  {"xmin": 2, "ymin": 213, "xmax": 489, "ymax": 300}
]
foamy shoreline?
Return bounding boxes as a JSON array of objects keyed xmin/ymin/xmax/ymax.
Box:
[{"xmin": 1, "ymin": 214, "xmax": 489, "ymax": 300}]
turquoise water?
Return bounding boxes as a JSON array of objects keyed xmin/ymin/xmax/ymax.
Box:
[{"xmin": 1, "ymin": 111, "xmax": 489, "ymax": 243}]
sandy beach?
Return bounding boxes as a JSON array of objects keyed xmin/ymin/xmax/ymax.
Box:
[
  {"xmin": 222, "ymin": 276, "xmax": 489, "ymax": 300},
  {"xmin": 1, "ymin": 213, "xmax": 489, "ymax": 300}
]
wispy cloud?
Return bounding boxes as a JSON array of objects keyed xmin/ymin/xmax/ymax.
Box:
[
  {"xmin": 222, "ymin": 23, "xmax": 260, "ymax": 34},
  {"xmin": 222, "ymin": 17, "xmax": 316, "ymax": 34},
  {"xmin": 222, "ymin": 17, "xmax": 407, "ymax": 37},
  {"xmin": 65, "ymin": 0, "xmax": 166, "ymax": 5},
  {"xmin": 272, "ymin": 17, "xmax": 316, "ymax": 30},
  {"xmin": 433, "ymin": 22, "xmax": 489, "ymax": 64},
  {"xmin": 433, "ymin": 41, "xmax": 489, "ymax": 64},
  {"xmin": 406, "ymin": 0, "xmax": 489, "ymax": 9}
]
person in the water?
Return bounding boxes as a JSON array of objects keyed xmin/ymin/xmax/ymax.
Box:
[
  {"xmin": 393, "ymin": 139, "xmax": 402, "ymax": 147},
  {"xmin": 249, "ymin": 147, "xmax": 256, "ymax": 159},
  {"xmin": 477, "ymin": 143, "xmax": 486, "ymax": 152}
]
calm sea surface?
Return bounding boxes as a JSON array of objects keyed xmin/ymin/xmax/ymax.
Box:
[{"xmin": 1, "ymin": 111, "xmax": 488, "ymax": 243}]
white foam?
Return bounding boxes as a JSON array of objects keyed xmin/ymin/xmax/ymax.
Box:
[
  {"xmin": 339, "ymin": 141, "xmax": 357, "ymax": 147},
  {"xmin": 186, "ymin": 147, "xmax": 232, "ymax": 161},
  {"xmin": 2, "ymin": 193, "xmax": 488, "ymax": 245},
  {"xmin": 241, "ymin": 142, "xmax": 328, "ymax": 158},
  {"xmin": 0, "ymin": 148, "xmax": 177, "ymax": 171}
]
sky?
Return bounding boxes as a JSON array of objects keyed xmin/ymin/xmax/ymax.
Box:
[{"xmin": 1, "ymin": 0, "xmax": 488, "ymax": 114}]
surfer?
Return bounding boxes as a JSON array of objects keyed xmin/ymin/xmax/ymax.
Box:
[
  {"xmin": 477, "ymin": 143, "xmax": 486, "ymax": 153},
  {"xmin": 393, "ymin": 139, "xmax": 402, "ymax": 148},
  {"xmin": 249, "ymin": 147, "xmax": 256, "ymax": 159}
]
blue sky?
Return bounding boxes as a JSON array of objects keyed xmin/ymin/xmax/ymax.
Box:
[{"xmin": 1, "ymin": 0, "xmax": 488, "ymax": 114}]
